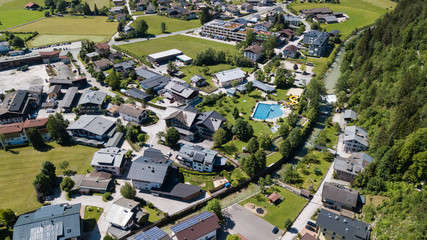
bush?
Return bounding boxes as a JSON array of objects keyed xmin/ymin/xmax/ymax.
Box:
[{"xmin": 103, "ymin": 192, "xmax": 112, "ymax": 202}]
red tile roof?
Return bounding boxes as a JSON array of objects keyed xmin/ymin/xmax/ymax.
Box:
[
  {"xmin": 39, "ymin": 51, "xmax": 61, "ymax": 56},
  {"xmin": 23, "ymin": 118, "xmax": 48, "ymax": 129},
  {"xmin": 95, "ymin": 43, "xmax": 110, "ymax": 50},
  {"xmin": 0, "ymin": 123, "xmax": 24, "ymax": 134},
  {"xmin": 268, "ymin": 192, "xmax": 280, "ymax": 202},
  {"xmin": 25, "ymin": 1, "xmax": 38, "ymax": 7}
]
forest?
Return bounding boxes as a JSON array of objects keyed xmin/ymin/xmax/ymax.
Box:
[{"xmin": 335, "ymin": 0, "xmax": 426, "ymax": 238}]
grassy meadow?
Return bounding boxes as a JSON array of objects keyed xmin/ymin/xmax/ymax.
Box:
[
  {"xmin": 133, "ymin": 15, "xmax": 201, "ymax": 36},
  {"xmin": 0, "ymin": 143, "xmax": 98, "ymax": 214}
]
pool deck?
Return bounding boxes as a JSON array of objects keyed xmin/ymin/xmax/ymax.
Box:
[{"xmin": 251, "ymin": 101, "xmax": 291, "ymax": 122}]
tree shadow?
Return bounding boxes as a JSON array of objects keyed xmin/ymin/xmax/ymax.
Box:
[
  {"xmin": 84, "ymin": 218, "xmax": 97, "ymax": 232},
  {"xmin": 34, "ymin": 143, "xmax": 54, "ymax": 152}
]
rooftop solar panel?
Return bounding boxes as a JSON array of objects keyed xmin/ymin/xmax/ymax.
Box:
[
  {"xmin": 134, "ymin": 226, "xmax": 168, "ymax": 240},
  {"xmin": 171, "ymin": 211, "xmax": 213, "ymax": 233}
]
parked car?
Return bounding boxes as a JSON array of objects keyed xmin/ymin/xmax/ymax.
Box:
[
  {"xmin": 305, "ymin": 225, "xmax": 315, "ymax": 232},
  {"xmin": 272, "ymin": 227, "xmax": 279, "ymax": 234},
  {"xmin": 307, "ymin": 221, "xmax": 316, "ymax": 228},
  {"xmin": 46, "ymin": 108, "xmax": 55, "ymax": 113}
]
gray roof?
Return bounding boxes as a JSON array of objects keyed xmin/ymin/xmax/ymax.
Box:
[
  {"xmin": 252, "ymin": 80, "xmax": 276, "ymax": 93},
  {"xmin": 195, "ymin": 110, "xmax": 226, "ymax": 132},
  {"xmin": 13, "ymin": 203, "xmax": 81, "ymax": 240},
  {"xmin": 105, "ymin": 197, "xmax": 140, "ymax": 228},
  {"xmin": 113, "ymin": 60, "xmax": 135, "ymax": 70},
  {"xmin": 67, "ymin": 115, "xmax": 116, "ymax": 136},
  {"xmin": 164, "ymin": 107, "xmax": 199, "ymax": 127},
  {"xmin": 165, "ymin": 82, "xmax": 199, "ymax": 99},
  {"xmin": 78, "ymin": 90, "xmax": 106, "ymax": 106},
  {"xmin": 344, "ymin": 109, "xmax": 357, "ymax": 120},
  {"xmin": 59, "ymin": 87, "xmax": 78, "ymax": 108},
  {"xmin": 214, "ymin": 68, "xmax": 245, "ymax": 83},
  {"xmin": 300, "ymin": 7, "xmax": 332, "ymax": 15},
  {"xmin": 190, "ymin": 75, "xmax": 206, "ymax": 83},
  {"xmin": 316, "ymin": 209, "xmax": 371, "ymax": 240},
  {"xmin": 125, "ymin": 88, "xmax": 149, "ymax": 100},
  {"xmin": 283, "ymin": 15, "xmax": 301, "ymax": 22},
  {"xmin": 148, "ymin": 49, "xmax": 183, "ymax": 60},
  {"xmin": 91, "ymin": 147, "xmax": 126, "ymax": 168},
  {"xmin": 105, "ymin": 131, "xmax": 124, "ymax": 148},
  {"xmin": 127, "ymin": 148, "xmax": 172, "ymax": 184},
  {"xmin": 329, "ymin": 30, "xmax": 341, "ymax": 36},
  {"xmin": 302, "ymin": 30, "xmax": 330, "ymax": 46},
  {"xmin": 47, "ymin": 85, "xmax": 61, "ymax": 95},
  {"xmin": 322, "ymin": 182, "xmax": 359, "ymax": 208},
  {"xmin": 0, "ymin": 90, "xmax": 28, "ymax": 113},
  {"xmin": 137, "ymin": 68, "xmax": 171, "ymax": 90},
  {"xmin": 178, "ymin": 144, "xmax": 218, "ymax": 165},
  {"xmin": 324, "ymin": 15, "xmax": 338, "ymax": 22},
  {"xmin": 344, "ymin": 125, "xmax": 369, "ymax": 147},
  {"xmin": 86, "ymin": 52, "xmax": 99, "ymax": 58}
]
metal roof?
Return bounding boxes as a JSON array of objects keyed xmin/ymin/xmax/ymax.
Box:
[
  {"xmin": 67, "ymin": 115, "xmax": 115, "ymax": 136},
  {"xmin": 105, "ymin": 131, "xmax": 124, "ymax": 148},
  {"xmin": 78, "ymin": 90, "xmax": 106, "ymax": 106},
  {"xmin": 316, "ymin": 209, "xmax": 370, "ymax": 240},
  {"xmin": 148, "ymin": 49, "xmax": 183, "ymax": 60},
  {"xmin": 252, "ymin": 80, "xmax": 276, "ymax": 93},
  {"xmin": 214, "ymin": 68, "xmax": 245, "ymax": 83},
  {"xmin": 91, "ymin": 147, "xmax": 125, "ymax": 168},
  {"xmin": 59, "ymin": 87, "xmax": 79, "ymax": 108},
  {"xmin": 13, "ymin": 203, "xmax": 81, "ymax": 240},
  {"xmin": 127, "ymin": 149, "xmax": 172, "ymax": 184},
  {"xmin": 178, "ymin": 144, "xmax": 218, "ymax": 165},
  {"xmin": 105, "ymin": 198, "xmax": 140, "ymax": 228},
  {"xmin": 125, "ymin": 88, "xmax": 149, "ymax": 100},
  {"xmin": 344, "ymin": 109, "xmax": 357, "ymax": 120},
  {"xmin": 322, "ymin": 182, "xmax": 359, "ymax": 208}
]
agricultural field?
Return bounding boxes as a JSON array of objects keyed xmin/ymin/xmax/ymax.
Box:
[
  {"xmin": 133, "ymin": 15, "xmax": 201, "ymax": 36},
  {"xmin": 10, "ymin": 16, "xmax": 117, "ymax": 46},
  {"xmin": 0, "ymin": 0, "xmax": 45, "ymax": 30},
  {"xmin": 119, "ymin": 34, "xmax": 238, "ymax": 59},
  {"xmin": 240, "ymin": 185, "xmax": 307, "ymax": 230},
  {"xmin": 0, "ymin": 143, "xmax": 98, "ymax": 214},
  {"xmin": 84, "ymin": 0, "xmax": 110, "ymax": 8},
  {"xmin": 290, "ymin": 0, "xmax": 393, "ymax": 38}
]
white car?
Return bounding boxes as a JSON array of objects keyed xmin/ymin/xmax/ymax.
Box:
[{"xmin": 46, "ymin": 108, "xmax": 55, "ymax": 113}]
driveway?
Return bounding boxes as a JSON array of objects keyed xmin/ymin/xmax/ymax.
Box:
[
  {"xmin": 222, "ymin": 204, "xmax": 284, "ymax": 240},
  {"xmin": 135, "ymin": 191, "xmax": 210, "ymax": 215}
]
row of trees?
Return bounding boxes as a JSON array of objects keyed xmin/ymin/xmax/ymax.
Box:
[
  {"xmin": 193, "ymin": 48, "xmax": 253, "ymax": 68},
  {"xmin": 44, "ymin": 0, "xmax": 110, "ymax": 16}
]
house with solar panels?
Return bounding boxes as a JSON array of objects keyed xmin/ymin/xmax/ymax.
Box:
[
  {"xmin": 13, "ymin": 203, "xmax": 82, "ymax": 240},
  {"xmin": 130, "ymin": 226, "xmax": 172, "ymax": 240},
  {"xmin": 170, "ymin": 211, "xmax": 220, "ymax": 240}
]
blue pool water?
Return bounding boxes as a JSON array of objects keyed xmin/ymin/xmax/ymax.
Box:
[{"xmin": 253, "ymin": 103, "xmax": 284, "ymax": 120}]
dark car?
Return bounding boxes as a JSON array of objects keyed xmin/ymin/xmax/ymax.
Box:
[
  {"xmin": 307, "ymin": 221, "xmax": 316, "ymax": 228},
  {"xmin": 305, "ymin": 225, "xmax": 315, "ymax": 232},
  {"xmin": 272, "ymin": 227, "xmax": 279, "ymax": 234}
]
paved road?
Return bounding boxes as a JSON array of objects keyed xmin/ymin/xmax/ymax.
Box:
[{"xmin": 222, "ymin": 204, "xmax": 284, "ymax": 240}]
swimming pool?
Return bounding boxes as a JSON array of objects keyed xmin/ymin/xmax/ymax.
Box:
[{"xmin": 252, "ymin": 103, "xmax": 284, "ymax": 120}]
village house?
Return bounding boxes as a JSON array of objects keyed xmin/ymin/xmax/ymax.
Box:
[
  {"xmin": 316, "ymin": 209, "xmax": 371, "ymax": 240},
  {"xmin": 344, "ymin": 109, "xmax": 357, "ymax": 122},
  {"xmin": 113, "ymin": 60, "xmax": 135, "ymax": 72},
  {"xmin": 117, "ymin": 104, "xmax": 148, "ymax": 124},
  {"xmin": 213, "ymin": 68, "xmax": 245, "ymax": 87},
  {"xmin": 177, "ymin": 144, "xmax": 222, "ymax": 172},
  {"xmin": 130, "ymin": 227, "xmax": 172, "ymax": 240},
  {"xmin": 78, "ymin": 170, "xmax": 114, "ymax": 194},
  {"xmin": 25, "ymin": 1, "xmax": 39, "ymax": 10},
  {"xmin": 163, "ymin": 81, "xmax": 200, "ymax": 104},
  {"xmin": 164, "ymin": 105, "xmax": 227, "ymax": 141},
  {"xmin": 302, "ymin": 30, "xmax": 330, "ymax": 57},
  {"xmin": 322, "ymin": 182, "xmax": 360, "ymax": 211},
  {"xmin": 13, "ymin": 204, "xmax": 82, "ymax": 240},
  {"xmin": 0, "ymin": 90, "xmax": 37, "ymax": 125},
  {"xmin": 47, "ymin": 85, "xmax": 61, "ymax": 99},
  {"xmin": 85, "ymin": 52, "xmax": 99, "ymax": 61},
  {"xmin": 170, "ymin": 211, "xmax": 220, "ymax": 240},
  {"xmin": 283, "ymin": 14, "xmax": 302, "ymax": 27},
  {"xmin": 283, "ymin": 45, "xmax": 299, "ymax": 58},
  {"xmin": 78, "ymin": 90, "xmax": 106, "ymax": 113},
  {"xmin": 90, "ymin": 147, "xmax": 126, "ymax": 176},
  {"xmin": 254, "ymin": 22, "xmax": 272, "ymax": 31},
  {"xmin": 0, "ymin": 118, "xmax": 50, "ymax": 147},
  {"xmin": 343, "ymin": 125, "xmax": 369, "ymax": 152},
  {"xmin": 190, "ymin": 75, "xmax": 207, "ymax": 88},
  {"xmin": 94, "ymin": 58, "xmax": 112, "ymax": 71},
  {"xmin": 334, "ymin": 153, "xmax": 373, "ymax": 183},
  {"xmin": 67, "ymin": 115, "xmax": 117, "ymax": 143},
  {"xmin": 137, "ymin": 68, "xmax": 171, "ymax": 92},
  {"xmin": 94, "ymin": 43, "xmax": 110, "ymax": 57},
  {"xmin": 244, "ymin": 45, "xmax": 263, "ymax": 62}
]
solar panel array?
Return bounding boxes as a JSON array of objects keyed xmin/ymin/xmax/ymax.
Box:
[
  {"xmin": 133, "ymin": 226, "xmax": 168, "ymax": 240},
  {"xmin": 171, "ymin": 211, "xmax": 213, "ymax": 233}
]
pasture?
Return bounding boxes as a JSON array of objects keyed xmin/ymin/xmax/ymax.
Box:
[{"xmin": 133, "ymin": 15, "xmax": 201, "ymax": 35}]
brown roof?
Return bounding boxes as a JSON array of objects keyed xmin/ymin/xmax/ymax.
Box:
[
  {"xmin": 300, "ymin": 189, "xmax": 310, "ymax": 198},
  {"xmin": 244, "ymin": 45, "xmax": 263, "ymax": 54},
  {"xmin": 301, "ymin": 233, "xmax": 317, "ymax": 240},
  {"xmin": 117, "ymin": 104, "xmax": 145, "ymax": 118},
  {"xmin": 268, "ymin": 192, "xmax": 280, "ymax": 202},
  {"xmin": 94, "ymin": 59, "xmax": 112, "ymax": 68},
  {"xmin": 107, "ymin": 105, "xmax": 120, "ymax": 113},
  {"xmin": 95, "ymin": 43, "xmax": 110, "ymax": 50},
  {"xmin": 23, "ymin": 118, "xmax": 48, "ymax": 129},
  {"xmin": 173, "ymin": 212, "xmax": 220, "ymax": 240},
  {"xmin": 39, "ymin": 51, "xmax": 60, "ymax": 56},
  {"xmin": 322, "ymin": 182, "xmax": 359, "ymax": 208},
  {"xmin": 0, "ymin": 123, "xmax": 24, "ymax": 134},
  {"xmin": 25, "ymin": 1, "xmax": 38, "ymax": 7},
  {"xmin": 284, "ymin": 45, "xmax": 298, "ymax": 54}
]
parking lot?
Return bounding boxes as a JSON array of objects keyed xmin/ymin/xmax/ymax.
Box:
[
  {"xmin": 0, "ymin": 64, "xmax": 50, "ymax": 92},
  {"xmin": 222, "ymin": 204, "xmax": 284, "ymax": 240}
]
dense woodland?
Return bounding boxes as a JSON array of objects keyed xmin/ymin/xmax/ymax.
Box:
[{"xmin": 335, "ymin": 0, "xmax": 426, "ymax": 238}]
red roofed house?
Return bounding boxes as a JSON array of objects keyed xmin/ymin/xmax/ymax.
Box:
[
  {"xmin": 39, "ymin": 51, "xmax": 61, "ymax": 64},
  {"xmin": 0, "ymin": 118, "xmax": 50, "ymax": 147},
  {"xmin": 171, "ymin": 211, "xmax": 220, "ymax": 240},
  {"xmin": 94, "ymin": 43, "xmax": 110, "ymax": 57},
  {"xmin": 25, "ymin": 1, "xmax": 39, "ymax": 10}
]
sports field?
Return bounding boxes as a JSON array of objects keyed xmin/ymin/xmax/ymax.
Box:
[
  {"xmin": 0, "ymin": 143, "xmax": 98, "ymax": 214},
  {"xmin": 10, "ymin": 16, "xmax": 117, "ymax": 46},
  {"xmin": 119, "ymin": 34, "xmax": 237, "ymax": 58},
  {"xmin": 133, "ymin": 15, "xmax": 201, "ymax": 36},
  {"xmin": 290, "ymin": 0, "xmax": 395, "ymax": 38}
]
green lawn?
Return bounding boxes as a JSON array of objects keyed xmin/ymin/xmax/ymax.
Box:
[
  {"xmin": 297, "ymin": 151, "xmax": 333, "ymax": 191},
  {"xmin": 266, "ymin": 152, "xmax": 282, "ymax": 166},
  {"xmin": 84, "ymin": 206, "xmax": 103, "ymax": 232},
  {"xmin": 182, "ymin": 172, "xmax": 215, "ymax": 191},
  {"xmin": 0, "ymin": 143, "xmax": 99, "ymax": 214},
  {"xmin": 290, "ymin": 0, "xmax": 391, "ymax": 38},
  {"xmin": 10, "ymin": 16, "xmax": 117, "ymax": 45},
  {"xmin": 240, "ymin": 185, "xmax": 307, "ymax": 229},
  {"xmin": 118, "ymin": 34, "xmax": 238, "ymax": 59},
  {"xmin": 133, "ymin": 15, "xmax": 201, "ymax": 36},
  {"xmin": 143, "ymin": 206, "xmax": 165, "ymax": 223},
  {"xmin": 0, "ymin": 9, "xmax": 44, "ymax": 31}
]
